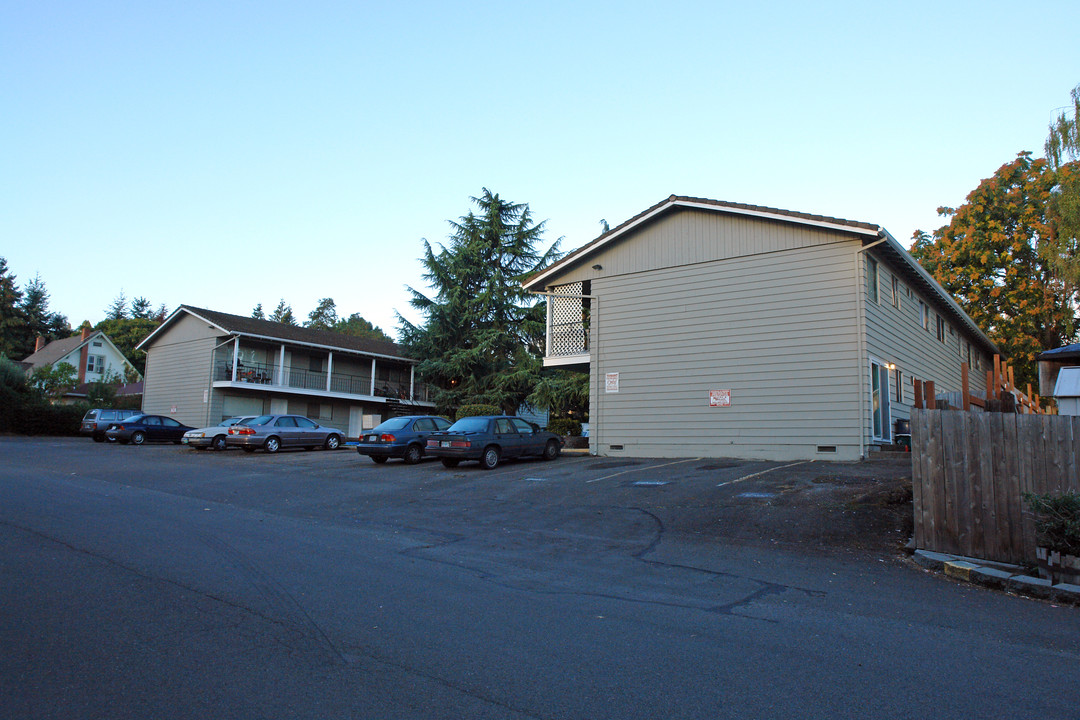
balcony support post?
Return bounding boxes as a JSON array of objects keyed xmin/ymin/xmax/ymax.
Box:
[
  {"xmin": 409, "ymin": 365, "xmax": 415, "ymax": 401},
  {"xmin": 326, "ymin": 352, "xmax": 333, "ymax": 392},
  {"xmin": 278, "ymin": 344, "xmax": 286, "ymax": 386},
  {"xmin": 370, "ymin": 359, "xmax": 376, "ymax": 396},
  {"xmin": 231, "ymin": 337, "xmax": 240, "ymax": 382}
]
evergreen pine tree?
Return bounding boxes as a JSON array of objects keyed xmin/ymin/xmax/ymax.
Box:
[
  {"xmin": 270, "ymin": 300, "xmax": 297, "ymax": 326},
  {"xmin": 398, "ymin": 189, "xmax": 560, "ymax": 415},
  {"xmin": 0, "ymin": 258, "xmax": 27, "ymax": 357}
]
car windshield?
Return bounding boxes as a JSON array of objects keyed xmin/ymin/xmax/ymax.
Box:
[
  {"xmin": 83, "ymin": 410, "xmax": 98, "ymax": 420},
  {"xmin": 373, "ymin": 418, "xmax": 412, "ymax": 432},
  {"xmin": 447, "ymin": 417, "xmax": 490, "ymax": 433},
  {"xmin": 126, "ymin": 415, "xmax": 147, "ymax": 423}
]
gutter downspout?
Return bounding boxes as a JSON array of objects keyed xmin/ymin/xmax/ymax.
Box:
[
  {"xmin": 529, "ymin": 289, "xmax": 599, "ymax": 454},
  {"xmin": 854, "ymin": 235, "xmax": 888, "ymax": 460}
]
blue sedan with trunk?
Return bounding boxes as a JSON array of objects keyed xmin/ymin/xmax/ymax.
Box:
[
  {"xmin": 356, "ymin": 415, "xmax": 452, "ymax": 464},
  {"xmin": 426, "ymin": 416, "xmax": 563, "ymax": 469}
]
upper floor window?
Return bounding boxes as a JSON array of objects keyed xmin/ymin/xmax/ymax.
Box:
[
  {"xmin": 920, "ymin": 301, "xmax": 930, "ymax": 331},
  {"xmin": 87, "ymin": 355, "xmax": 105, "ymax": 373},
  {"xmin": 867, "ymin": 258, "xmax": 879, "ymax": 304},
  {"xmin": 936, "ymin": 316, "xmax": 947, "ymax": 343},
  {"xmin": 891, "ymin": 277, "xmax": 901, "ymax": 309}
]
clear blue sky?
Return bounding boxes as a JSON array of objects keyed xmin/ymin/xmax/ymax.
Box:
[{"xmin": 3, "ymin": 1, "xmax": 1078, "ymax": 338}]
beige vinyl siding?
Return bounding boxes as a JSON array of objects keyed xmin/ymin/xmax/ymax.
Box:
[
  {"xmin": 864, "ymin": 254, "xmax": 992, "ymax": 437},
  {"xmin": 551, "ymin": 208, "xmax": 859, "ymax": 286},
  {"xmin": 142, "ymin": 314, "xmax": 220, "ymax": 426},
  {"xmin": 589, "ymin": 239, "xmax": 862, "ymax": 461}
]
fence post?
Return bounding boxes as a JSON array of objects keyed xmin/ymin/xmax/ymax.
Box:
[{"xmin": 962, "ymin": 362, "xmax": 971, "ymax": 411}]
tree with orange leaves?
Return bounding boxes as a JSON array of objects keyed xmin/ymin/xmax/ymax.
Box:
[{"xmin": 911, "ymin": 151, "xmax": 1079, "ymax": 389}]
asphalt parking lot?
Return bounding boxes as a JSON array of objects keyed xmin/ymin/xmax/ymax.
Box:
[
  {"xmin": 5, "ymin": 437, "xmax": 1079, "ymax": 720},
  {"xmin": 36, "ymin": 438, "xmax": 916, "ymax": 561}
]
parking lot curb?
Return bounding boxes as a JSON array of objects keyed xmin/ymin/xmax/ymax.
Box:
[{"xmin": 913, "ymin": 549, "xmax": 1080, "ymax": 605}]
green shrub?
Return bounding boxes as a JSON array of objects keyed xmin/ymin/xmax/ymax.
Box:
[
  {"xmin": 547, "ymin": 417, "xmax": 582, "ymax": 437},
  {"xmin": 1024, "ymin": 491, "xmax": 1080, "ymax": 556},
  {"xmin": 455, "ymin": 404, "xmax": 501, "ymax": 420}
]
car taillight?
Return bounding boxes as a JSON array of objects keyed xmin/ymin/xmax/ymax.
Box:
[
  {"xmin": 379, "ymin": 434, "xmax": 396, "ymax": 442},
  {"xmin": 229, "ymin": 427, "xmax": 255, "ymax": 435},
  {"xmin": 427, "ymin": 439, "xmax": 438, "ymax": 447},
  {"xmin": 451, "ymin": 441, "xmax": 470, "ymax": 448}
]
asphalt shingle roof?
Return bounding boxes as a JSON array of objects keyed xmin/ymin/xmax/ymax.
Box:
[{"xmin": 179, "ymin": 306, "xmax": 406, "ymax": 359}]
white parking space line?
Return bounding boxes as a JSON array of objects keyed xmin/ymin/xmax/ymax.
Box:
[
  {"xmin": 585, "ymin": 458, "xmax": 702, "ymax": 484},
  {"xmin": 717, "ymin": 461, "xmax": 810, "ymax": 488}
]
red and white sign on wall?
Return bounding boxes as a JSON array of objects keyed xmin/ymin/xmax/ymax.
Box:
[
  {"xmin": 709, "ymin": 389, "xmax": 731, "ymax": 407},
  {"xmin": 605, "ymin": 372, "xmax": 620, "ymax": 393}
]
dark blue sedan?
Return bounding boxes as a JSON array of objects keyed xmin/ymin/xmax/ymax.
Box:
[
  {"xmin": 105, "ymin": 414, "xmax": 194, "ymax": 445},
  {"xmin": 426, "ymin": 416, "xmax": 563, "ymax": 469},
  {"xmin": 357, "ymin": 415, "xmax": 452, "ymax": 464}
]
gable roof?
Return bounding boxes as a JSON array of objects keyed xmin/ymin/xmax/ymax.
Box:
[
  {"xmin": 21, "ymin": 330, "xmax": 143, "ymax": 378},
  {"xmin": 20, "ymin": 332, "xmax": 93, "ymax": 371},
  {"xmin": 138, "ymin": 305, "xmax": 408, "ymax": 361},
  {"xmin": 522, "ymin": 195, "xmax": 999, "ymax": 356}
]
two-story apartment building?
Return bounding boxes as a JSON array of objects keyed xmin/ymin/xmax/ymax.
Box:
[
  {"xmin": 522, "ymin": 196, "xmax": 1000, "ymax": 462},
  {"xmin": 137, "ymin": 306, "xmax": 434, "ymax": 437}
]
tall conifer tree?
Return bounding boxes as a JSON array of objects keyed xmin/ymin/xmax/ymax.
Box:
[{"xmin": 399, "ymin": 189, "xmax": 560, "ymax": 414}]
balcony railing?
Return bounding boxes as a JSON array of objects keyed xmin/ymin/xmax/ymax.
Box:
[{"xmin": 214, "ymin": 361, "xmax": 430, "ymax": 403}]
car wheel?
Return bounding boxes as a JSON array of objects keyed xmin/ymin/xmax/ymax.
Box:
[
  {"xmin": 211, "ymin": 435, "xmax": 227, "ymax": 451},
  {"xmin": 242, "ymin": 447, "xmax": 256, "ymax": 453},
  {"xmin": 131, "ymin": 431, "xmax": 146, "ymax": 446},
  {"xmin": 542, "ymin": 440, "xmax": 561, "ymax": 461},
  {"xmin": 93, "ymin": 433, "xmax": 105, "ymax": 443},
  {"xmin": 440, "ymin": 458, "xmax": 459, "ymax": 468},
  {"xmin": 324, "ymin": 434, "xmax": 341, "ymax": 451},
  {"xmin": 480, "ymin": 446, "xmax": 500, "ymax": 470},
  {"xmin": 372, "ymin": 456, "xmax": 388, "ymax": 464},
  {"xmin": 403, "ymin": 444, "xmax": 423, "ymax": 465},
  {"xmin": 264, "ymin": 436, "xmax": 280, "ymax": 453}
]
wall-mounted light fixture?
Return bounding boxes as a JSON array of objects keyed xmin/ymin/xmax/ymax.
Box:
[{"xmin": 591, "ymin": 264, "xmax": 602, "ymax": 270}]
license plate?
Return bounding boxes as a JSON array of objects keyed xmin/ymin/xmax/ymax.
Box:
[
  {"xmin": 366, "ymin": 435, "xmax": 376, "ymax": 442},
  {"xmin": 440, "ymin": 441, "xmax": 450, "ymax": 448}
]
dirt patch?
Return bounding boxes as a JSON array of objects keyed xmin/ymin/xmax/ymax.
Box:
[{"xmin": 667, "ymin": 458, "xmax": 915, "ymax": 557}]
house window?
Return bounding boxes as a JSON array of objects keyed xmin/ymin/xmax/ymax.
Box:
[
  {"xmin": 920, "ymin": 301, "xmax": 930, "ymax": 330},
  {"xmin": 892, "ymin": 277, "xmax": 901, "ymax": 309},
  {"xmin": 936, "ymin": 316, "xmax": 947, "ymax": 343},
  {"xmin": 867, "ymin": 257, "xmax": 879, "ymax": 304},
  {"xmin": 87, "ymin": 355, "xmax": 105, "ymax": 374},
  {"xmin": 893, "ymin": 367, "xmax": 903, "ymax": 403},
  {"xmin": 965, "ymin": 342, "xmax": 972, "ymax": 366}
]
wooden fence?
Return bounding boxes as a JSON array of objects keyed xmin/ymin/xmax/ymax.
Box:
[{"xmin": 911, "ymin": 409, "xmax": 1080, "ymax": 564}]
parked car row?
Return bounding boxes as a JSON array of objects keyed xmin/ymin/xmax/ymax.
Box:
[
  {"xmin": 81, "ymin": 409, "xmax": 564, "ymax": 468},
  {"xmin": 358, "ymin": 415, "xmax": 563, "ymax": 469},
  {"xmin": 81, "ymin": 409, "xmax": 345, "ymax": 453}
]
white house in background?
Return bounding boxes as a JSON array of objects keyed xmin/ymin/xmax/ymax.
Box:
[
  {"xmin": 19, "ymin": 326, "xmax": 142, "ymax": 402},
  {"xmin": 522, "ymin": 195, "xmax": 1000, "ymax": 462},
  {"xmin": 136, "ymin": 305, "xmax": 436, "ymax": 437}
]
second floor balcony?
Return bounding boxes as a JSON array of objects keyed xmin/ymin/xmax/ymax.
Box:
[{"xmin": 213, "ymin": 355, "xmax": 433, "ymax": 405}]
